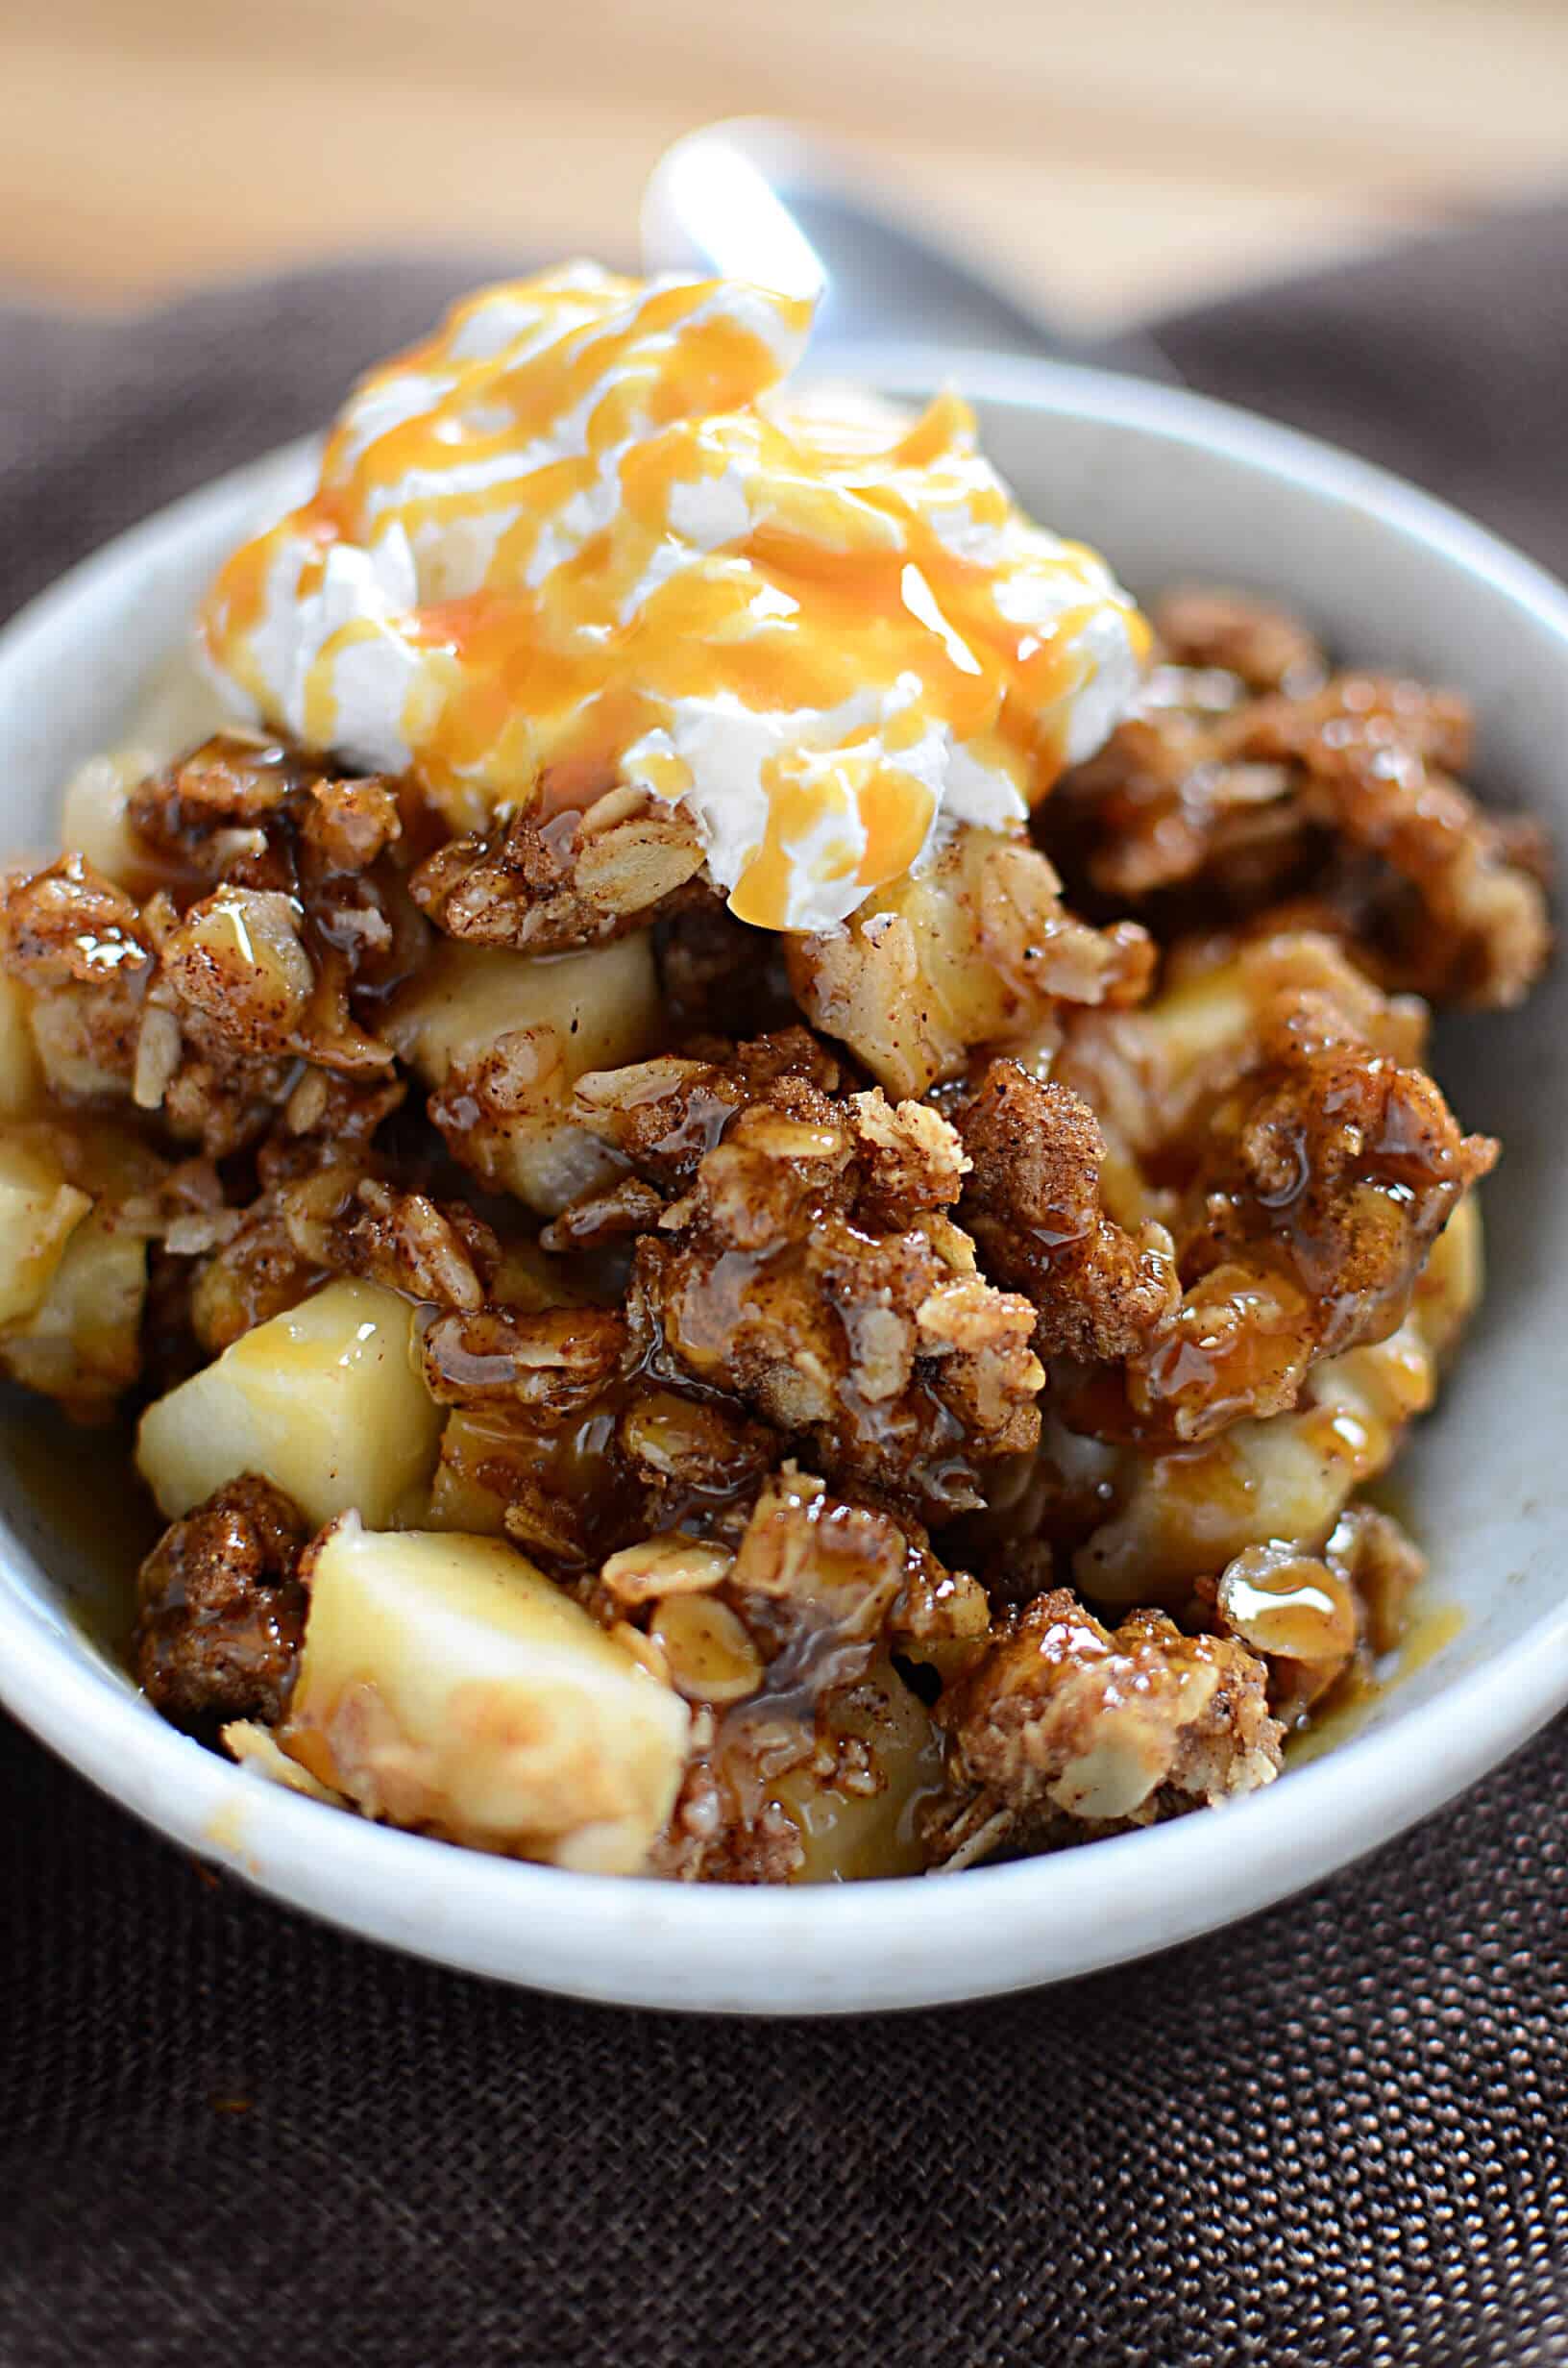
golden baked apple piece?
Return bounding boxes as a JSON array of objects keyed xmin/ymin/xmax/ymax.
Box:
[
  {"xmin": 0, "ymin": 971, "xmax": 44, "ymax": 1120},
  {"xmin": 0, "ymin": 1116, "xmax": 169, "ymax": 1418},
  {"xmin": 0, "ymin": 1131, "xmax": 91, "ymax": 1327},
  {"xmin": 787, "ymin": 827, "xmax": 1150, "ymax": 1099},
  {"xmin": 0, "ymin": 1210, "xmax": 147, "ymax": 1418},
  {"xmin": 384, "ymin": 933, "xmax": 660, "ymax": 1214},
  {"xmin": 772, "ymin": 1654, "xmax": 947, "ymax": 1883},
  {"xmin": 272, "ymin": 1517, "xmax": 689, "ymax": 1875},
  {"xmin": 136, "ymin": 1277, "xmax": 441, "ymax": 1529}
]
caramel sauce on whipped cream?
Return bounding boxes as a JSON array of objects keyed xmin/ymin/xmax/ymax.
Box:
[{"xmin": 202, "ymin": 263, "xmax": 1148, "ymax": 933}]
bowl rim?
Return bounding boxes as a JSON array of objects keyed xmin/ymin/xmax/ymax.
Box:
[{"xmin": 4, "ymin": 349, "xmax": 1568, "ymax": 2016}]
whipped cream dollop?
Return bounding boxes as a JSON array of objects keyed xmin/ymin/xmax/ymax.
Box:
[{"xmin": 201, "ymin": 262, "xmax": 1148, "ymax": 933}]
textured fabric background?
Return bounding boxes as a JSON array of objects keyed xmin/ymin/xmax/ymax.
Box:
[{"xmin": 3, "ymin": 205, "xmax": 1567, "ymax": 2368}]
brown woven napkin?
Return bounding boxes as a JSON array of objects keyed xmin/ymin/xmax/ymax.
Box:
[{"xmin": 4, "ymin": 207, "xmax": 1568, "ymax": 2368}]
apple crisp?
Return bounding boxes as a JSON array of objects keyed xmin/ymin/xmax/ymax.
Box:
[{"xmin": 0, "ymin": 581, "xmax": 1547, "ymax": 1884}]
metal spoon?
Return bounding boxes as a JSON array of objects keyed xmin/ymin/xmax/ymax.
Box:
[{"xmin": 640, "ymin": 115, "xmax": 1179, "ymax": 380}]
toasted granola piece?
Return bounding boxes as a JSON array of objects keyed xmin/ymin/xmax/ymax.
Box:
[
  {"xmin": 85, "ymin": 736, "xmax": 429, "ymax": 1152},
  {"xmin": 152, "ymin": 878, "xmax": 395, "ymax": 1092},
  {"xmin": 426, "ymin": 1357, "xmax": 767, "ymax": 1582},
  {"xmin": 133, "ymin": 1474, "xmax": 308, "ymax": 1729},
  {"xmin": 0, "ymin": 776, "xmax": 414, "ymax": 1158},
  {"xmin": 1049, "ymin": 615, "xmax": 1549, "ymax": 1009},
  {"xmin": 154, "ymin": 1024, "xmax": 301, "ymax": 1161},
  {"xmin": 188, "ymin": 1147, "xmax": 509, "ymax": 1358},
  {"xmin": 639, "ymin": 1468, "xmax": 958, "ymax": 1883},
  {"xmin": 410, "ymin": 782, "xmax": 707, "ymax": 954},
  {"xmin": 1051, "ymin": 659, "xmax": 1471, "ymax": 912},
  {"xmin": 255, "ymin": 1068, "xmax": 407, "ymax": 1188},
  {"xmin": 1154, "ymin": 585, "xmax": 1328, "ymax": 692},
  {"xmin": 600, "ymin": 1532, "xmax": 739, "ymax": 1608},
  {"xmin": 428, "ymin": 1398, "xmax": 635, "ymax": 1569},
  {"xmin": 570, "ymin": 1025, "xmax": 842, "ymax": 1192},
  {"xmin": 657, "ymin": 1653, "xmax": 948, "ymax": 1886},
  {"xmin": 1125, "ymin": 989, "xmax": 1495, "ymax": 1439},
  {"xmin": 128, "ymin": 737, "xmax": 409, "ymax": 930},
  {"xmin": 653, "ymin": 1752, "xmax": 809, "ymax": 1884},
  {"xmin": 923, "ymin": 1587, "xmax": 1283, "ymax": 1865},
  {"xmin": 157, "ymin": 886, "xmax": 315, "ymax": 1052},
  {"xmin": 1045, "ymin": 926, "xmax": 1488, "ymax": 1436},
  {"xmin": 1237, "ymin": 676, "xmax": 1551, "ymax": 1007},
  {"xmin": 1331, "ymin": 1499, "xmax": 1428, "ymax": 1658},
  {"xmin": 788, "ymin": 826, "xmax": 1152, "ymax": 1099},
  {"xmin": 222, "ymin": 1718, "xmax": 348, "ymax": 1804},
  {"xmin": 727, "ymin": 1464, "xmax": 918, "ymax": 1625},
  {"xmin": 539, "ymin": 1172, "xmax": 667, "ymax": 1251},
  {"xmin": 296, "ymin": 776, "xmax": 404, "ymax": 875},
  {"xmin": 621, "ymin": 1074, "xmax": 1042, "ymax": 1517},
  {"xmin": 189, "ymin": 1198, "xmax": 324, "ymax": 1355},
  {"xmin": 126, "ymin": 732, "xmax": 318, "ymax": 860},
  {"xmin": 1054, "ymin": 926, "xmax": 1430, "ymax": 1181},
  {"xmin": 422, "ymin": 1304, "xmax": 629, "ymax": 1420},
  {"xmin": 0, "ymin": 853, "xmax": 153, "ymax": 992},
  {"xmin": 278, "ymin": 1171, "xmax": 501, "ymax": 1314},
  {"xmin": 955, "ymin": 1060, "xmax": 1178, "ymax": 1363},
  {"xmin": 136, "ymin": 1155, "xmax": 241, "ymax": 1257},
  {"xmin": 617, "ymin": 1388, "xmax": 777, "ymax": 1509},
  {"xmin": 424, "ymin": 1289, "xmax": 665, "ymax": 1569},
  {"xmin": 1046, "ymin": 707, "xmax": 1308, "ymax": 908},
  {"xmin": 848, "ymin": 1089, "xmax": 972, "ymax": 1231},
  {"xmin": 135, "ymin": 732, "xmax": 425, "ymax": 973}
]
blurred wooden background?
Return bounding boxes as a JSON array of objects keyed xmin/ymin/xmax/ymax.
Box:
[{"xmin": 6, "ymin": 0, "xmax": 1568, "ymax": 326}]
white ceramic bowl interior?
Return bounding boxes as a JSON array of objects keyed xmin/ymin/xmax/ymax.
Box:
[{"xmin": 2, "ymin": 351, "xmax": 1565, "ymax": 2014}]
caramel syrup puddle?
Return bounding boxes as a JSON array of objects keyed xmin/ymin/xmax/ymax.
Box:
[{"xmin": 1286, "ymin": 1597, "xmax": 1467, "ymax": 1766}]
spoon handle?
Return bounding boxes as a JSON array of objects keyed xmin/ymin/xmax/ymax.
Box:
[{"xmin": 641, "ymin": 116, "xmax": 1179, "ymax": 381}]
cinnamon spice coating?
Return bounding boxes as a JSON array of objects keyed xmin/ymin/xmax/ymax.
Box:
[
  {"xmin": 0, "ymin": 588, "xmax": 1549, "ymax": 1881},
  {"xmin": 133, "ymin": 1474, "xmax": 308, "ymax": 1730},
  {"xmin": 954, "ymin": 1061, "xmax": 1179, "ymax": 1364}
]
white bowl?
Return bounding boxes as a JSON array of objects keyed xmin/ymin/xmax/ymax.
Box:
[{"xmin": 3, "ymin": 351, "xmax": 1565, "ymax": 2015}]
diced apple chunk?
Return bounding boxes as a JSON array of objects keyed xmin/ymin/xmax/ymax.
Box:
[
  {"xmin": 136, "ymin": 1278, "xmax": 440, "ymax": 1529},
  {"xmin": 772, "ymin": 1657, "xmax": 945, "ymax": 1884},
  {"xmin": 0, "ymin": 1132, "xmax": 90, "ymax": 1325},
  {"xmin": 426, "ymin": 1392, "xmax": 609, "ymax": 1549},
  {"xmin": 0, "ymin": 1211, "xmax": 146, "ymax": 1415},
  {"xmin": 0, "ymin": 973, "xmax": 43, "ymax": 1120},
  {"xmin": 426, "ymin": 1406, "xmax": 519, "ymax": 1539},
  {"xmin": 59, "ymin": 752, "xmax": 160, "ymax": 895},
  {"xmin": 386, "ymin": 934, "xmax": 657, "ymax": 1081},
  {"xmin": 281, "ymin": 1517, "xmax": 690, "ymax": 1874},
  {"xmin": 125, "ymin": 649, "xmax": 237, "ymax": 762},
  {"xmin": 384, "ymin": 935, "xmax": 659, "ymax": 1213}
]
